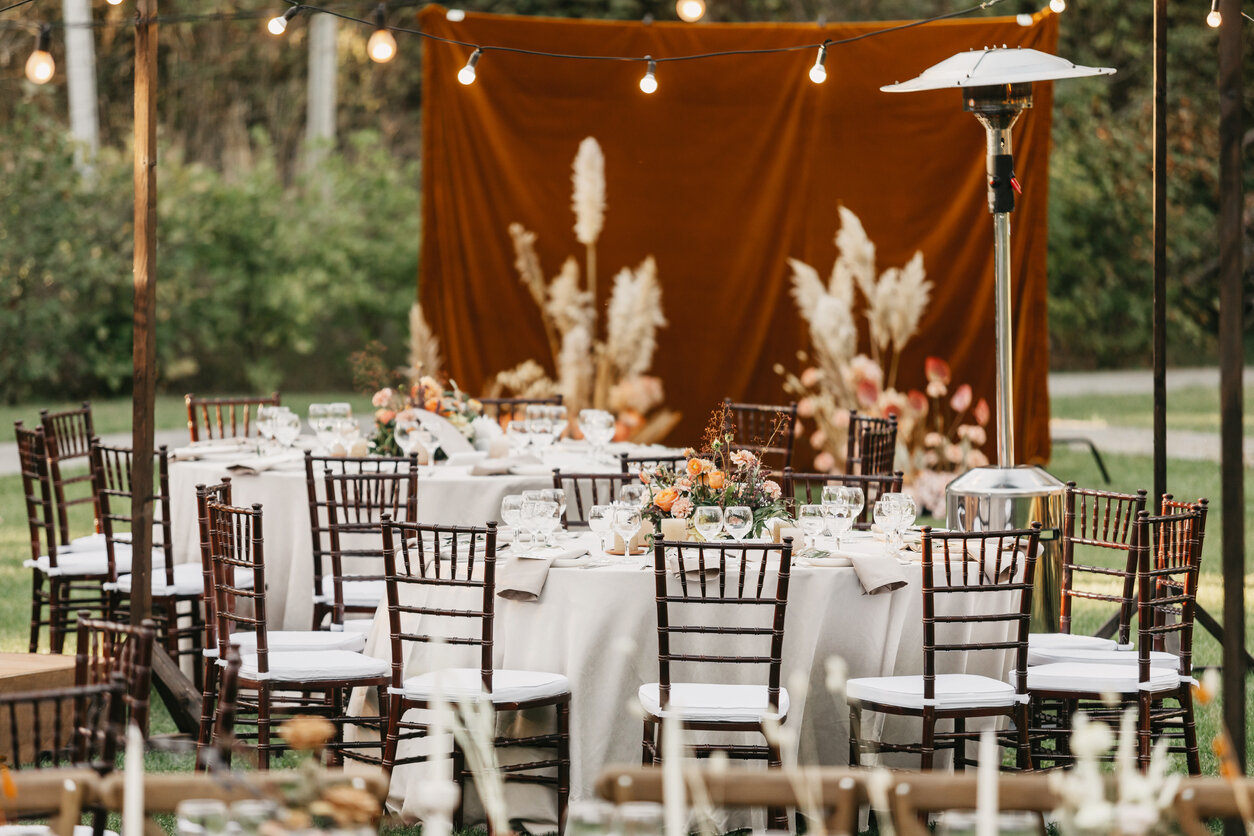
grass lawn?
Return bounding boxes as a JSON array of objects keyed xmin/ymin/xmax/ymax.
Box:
[{"xmin": 1051, "ymin": 386, "xmax": 1254, "ymax": 433}]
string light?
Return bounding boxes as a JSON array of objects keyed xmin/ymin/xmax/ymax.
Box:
[
  {"xmin": 809, "ymin": 43, "xmax": 827, "ymax": 83},
  {"xmin": 458, "ymin": 47, "xmax": 481, "ymax": 84},
  {"xmin": 676, "ymin": 0, "xmax": 706, "ymax": 23},
  {"xmin": 1048, "ymin": 0, "xmax": 1065, "ymax": 11},
  {"xmin": 367, "ymin": 4, "xmax": 397, "ymax": 63},
  {"xmin": 267, "ymin": 6, "xmax": 300, "ymax": 35},
  {"xmin": 639, "ymin": 56, "xmax": 657, "ymax": 93},
  {"xmin": 1206, "ymin": 0, "xmax": 1222, "ymax": 26},
  {"xmin": 106, "ymin": 0, "xmax": 123, "ymax": 5},
  {"xmin": 24, "ymin": 23, "xmax": 53, "ymax": 84}
]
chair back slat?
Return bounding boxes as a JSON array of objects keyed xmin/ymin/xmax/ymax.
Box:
[
  {"xmin": 184, "ymin": 392, "xmax": 281, "ymax": 442},
  {"xmin": 15, "ymin": 423, "xmax": 58, "ymax": 567},
  {"xmin": 40, "ymin": 403, "xmax": 98, "ymax": 546},
  {"xmin": 845, "ymin": 411, "xmax": 898, "ymax": 476},
  {"xmin": 1134, "ymin": 506, "xmax": 1204, "ymax": 679},
  {"xmin": 651, "ymin": 538, "xmax": 794, "ymax": 711},
  {"xmin": 207, "ymin": 501, "xmax": 271, "ymax": 673},
  {"xmin": 478, "ymin": 395, "xmax": 563, "ymax": 425},
  {"xmin": 195, "ymin": 479, "xmax": 233, "ymax": 653},
  {"xmin": 782, "ymin": 469, "xmax": 904, "ymax": 529},
  {"xmin": 74, "ymin": 614, "xmax": 155, "ymax": 734},
  {"xmin": 0, "ymin": 676, "xmax": 127, "ymax": 772},
  {"xmin": 619, "ymin": 452, "xmax": 688, "ymax": 474},
  {"xmin": 90, "ymin": 440, "xmax": 175, "ymax": 585},
  {"xmin": 1060, "ymin": 482, "xmax": 1148, "ymax": 645},
  {"xmin": 197, "ymin": 644, "xmax": 242, "ymax": 772},
  {"xmin": 722, "ymin": 399, "xmax": 798, "ymax": 472},
  {"xmin": 553, "ymin": 470, "xmax": 638, "ymax": 528},
  {"xmin": 382, "ymin": 519, "xmax": 498, "ymax": 694},
  {"xmin": 921, "ymin": 525, "xmax": 1042, "ymax": 701}
]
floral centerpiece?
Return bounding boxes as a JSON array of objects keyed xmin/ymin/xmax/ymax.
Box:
[
  {"xmin": 639, "ymin": 429, "xmax": 788, "ymax": 539},
  {"xmin": 368, "ymin": 377, "xmax": 482, "ymax": 457}
]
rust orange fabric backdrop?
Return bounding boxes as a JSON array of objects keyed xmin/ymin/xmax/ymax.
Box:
[{"xmin": 419, "ymin": 6, "xmax": 1058, "ymax": 463}]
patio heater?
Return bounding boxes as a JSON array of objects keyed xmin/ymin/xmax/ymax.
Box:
[{"xmin": 883, "ymin": 48, "xmax": 1114, "ymax": 630}]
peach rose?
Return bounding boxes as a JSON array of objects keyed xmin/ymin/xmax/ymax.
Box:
[
  {"xmin": 371, "ymin": 388, "xmax": 394, "ymax": 408},
  {"xmin": 375, "ymin": 408, "xmax": 396, "ymax": 424},
  {"xmin": 707, "ymin": 470, "xmax": 725, "ymax": 490},
  {"xmin": 653, "ymin": 487, "xmax": 680, "ymax": 513},
  {"xmin": 686, "ymin": 458, "xmax": 704, "ymax": 477},
  {"xmin": 670, "ymin": 497, "xmax": 693, "ymax": 519},
  {"xmin": 698, "ymin": 458, "xmax": 715, "ymax": 473},
  {"xmin": 424, "ymin": 397, "xmax": 440, "ymax": 412},
  {"xmin": 639, "ymin": 470, "xmax": 652, "ymax": 485}
]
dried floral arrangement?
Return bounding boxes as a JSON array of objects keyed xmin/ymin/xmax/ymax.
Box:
[
  {"xmin": 489, "ymin": 137, "xmax": 679, "ymax": 444},
  {"xmin": 777, "ymin": 206, "xmax": 990, "ymax": 515}
]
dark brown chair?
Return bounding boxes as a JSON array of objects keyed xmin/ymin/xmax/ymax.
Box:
[
  {"xmin": 478, "ymin": 395, "xmax": 563, "ymax": 424},
  {"xmin": 619, "ymin": 452, "xmax": 688, "ymax": 474},
  {"xmin": 197, "ymin": 644, "xmax": 242, "ymax": 772},
  {"xmin": 207, "ymin": 499, "xmax": 389, "ymax": 769},
  {"xmin": 640, "ymin": 536, "xmax": 796, "ymax": 829},
  {"xmin": 552, "ymin": 470, "xmax": 638, "ymax": 528},
  {"xmin": 185, "ymin": 392, "xmax": 281, "ymax": 442},
  {"xmin": 781, "ymin": 469, "xmax": 904, "ymax": 529},
  {"xmin": 847, "ymin": 524, "xmax": 1043, "ymax": 771},
  {"xmin": 1026, "ymin": 507, "xmax": 1204, "ymax": 774},
  {"xmin": 17, "ymin": 423, "xmax": 108, "ymax": 653},
  {"xmin": 40, "ymin": 402, "xmax": 99, "ymax": 548},
  {"xmin": 91, "ymin": 440, "xmax": 203, "ymax": 672},
  {"xmin": 722, "ymin": 399, "xmax": 798, "ymax": 472},
  {"xmin": 194, "ymin": 478, "xmax": 233, "ymax": 758},
  {"xmin": 380, "ymin": 518, "xmax": 570, "ymax": 833},
  {"xmin": 73, "ymin": 613, "xmax": 156, "ymax": 735},
  {"xmin": 0, "ymin": 675, "xmax": 127, "ymax": 771},
  {"xmin": 303, "ymin": 451, "xmax": 419, "ymax": 630},
  {"xmin": 845, "ymin": 410, "xmax": 898, "ymax": 476}
]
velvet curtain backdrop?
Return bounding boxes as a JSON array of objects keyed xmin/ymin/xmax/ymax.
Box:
[{"xmin": 419, "ymin": 6, "xmax": 1058, "ymax": 464}]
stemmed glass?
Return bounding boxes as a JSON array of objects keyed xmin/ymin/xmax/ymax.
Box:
[
  {"xmin": 723, "ymin": 505, "xmax": 753, "ymax": 542},
  {"xmin": 327, "ymin": 403, "xmax": 356, "ymax": 449},
  {"xmin": 578, "ymin": 409, "xmax": 616, "ymax": 461},
  {"xmin": 272, "ymin": 409, "xmax": 301, "ymax": 448},
  {"xmin": 394, "ymin": 416, "xmax": 422, "ymax": 458},
  {"xmin": 308, "ymin": 403, "xmax": 334, "ymax": 448},
  {"xmin": 619, "ymin": 484, "xmax": 645, "ymax": 509},
  {"xmin": 874, "ymin": 497, "xmax": 905, "ymax": 556},
  {"xmin": 541, "ymin": 488, "xmax": 567, "ymax": 530},
  {"xmin": 693, "ymin": 506, "xmax": 724, "ymax": 542},
  {"xmin": 506, "ymin": 420, "xmax": 530, "ymax": 454},
  {"xmin": 588, "ymin": 504, "xmax": 614, "ymax": 552},
  {"xmin": 255, "ymin": 405, "xmax": 282, "ymax": 453},
  {"xmin": 547, "ymin": 405, "xmax": 569, "ymax": 440},
  {"xmin": 843, "ymin": 486, "xmax": 866, "ymax": 525},
  {"xmin": 500, "ymin": 494, "xmax": 525, "ymax": 541},
  {"xmin": 612, "ymin": 505, "xmax": 643, "ymax": 555},
  {"xmin": 529, "ymin": 417, "xmax": 556, "ymax": 453},
  {"xmin": 522, "ymin": 499, "xmax": 557, "ymax": 550},
  {"xmin": 798, "ymin": 504, "xmax": 826, "ymax": 551},
  {"xmin": 535, "ymin": 499, "xmax": 562, "ymax": 546},
  {"xmin": 883, "ymin": 492, "xmax": 916, "ymax": 552}
]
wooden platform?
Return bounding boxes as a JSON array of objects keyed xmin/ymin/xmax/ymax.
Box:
[{"xmin": 0, "ymin": 652, "xmax": 78, "ymax": 765}]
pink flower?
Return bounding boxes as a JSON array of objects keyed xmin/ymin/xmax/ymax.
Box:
[
  {"xmin": 800, "ymin": 367, "xmax": 821, "ymax": 388},
  {"xmin": 731, "ymin": 450, "xmax": 758, "ymax": 469},
  {"xmin": 763, "ymin": 480, "xmax": 782, "ymax": 500},
  {"xmin": 833, "ymin": 409, "xmax": 851, "ymax": 429},
  {"xmin": 907, "ymin": 390, "xmax": 929, "ymax": 414},
  {"xmin": 372, "ymin": 387, "xmax": 394, "ymax": 408},
  {"xmin": 376, "ymin": 408, "xmax": 396, "ymax": 424},
  {"xmin": 675, "ymin": 476, "xmax": 693, "ymax": 491},
  {"xmin": 810, "ymin": 429, "xmax": 827, "ymax": 449},
  {"xmin": 670, "ymin": 497, "xmax": 693, "ymax": 519},
  {"xmin": 926, "ymin": 379, "xmax": 947, "ymax": 399},
  {"xmin": 966, "ymin": 448, "xmax": 989, "ymax": 468},
  {"xmin": 848, "ymin": 355, "xmax": 884, "ymax": 389},
  {"xmin": 814, "ymin": 451, "xmax": 836, "ymax": 473},
  {"xmin": 944, "ymin": 443, "xmax": 964, "ymax": 464},
  {"xmin": 925, "ymin": 432, "xmax": 945, "ymax": 449},
  {"xmin": 925, "ymin": 356, "xmax": 951, "ymax": 384},
  {"xmin": 973, "ymin": 398, "xmax": 991, "ymax": 426},
  {"xmin": 958, "ymin": 424, "xmax": 987, "ymax": 446},
  {"xmin": 950, "ymin": 384, "xmax": 973, "ymax": 413},
  {"xmin": 856, "ymin": 379, "xmax": 880, "ymax": 409},
  {"xmin": 796, "ymin": 397, "xmax": 815, "ymax": 418}
]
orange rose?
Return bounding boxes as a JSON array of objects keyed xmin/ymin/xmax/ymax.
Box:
[
  {"xmin": 375, "ymin": 408, "xmax": 396, "ymax": 424},
  {"xmin": 424, "ymin": 397, "xmax": 440, "ymax": 412},
  {"xmin": 653, "ymin": 487, "xmax": 680, "ymax": 512},
  {"xmin": 707, "ymin": 470, "xmax": 725, "ymax": 490},
  {"xmin": 699, "ymin": 459, "xmax": 715, "ymax": 473},
  {"xmin": 686, "ymin": 458, "xmax": 703, "ymax": 477}
]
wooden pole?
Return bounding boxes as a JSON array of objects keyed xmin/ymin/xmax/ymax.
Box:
[
  {"xmin": 130, "ymin": 0, "xmax": 157, "ymax": 625},
  {"xmin": 1217, "ymin": 0, "xmax": 1247, "ymax": 784},
  {"xmin": 1151, "ymin": 0, "xmax": 1167, "ymax": 513}
]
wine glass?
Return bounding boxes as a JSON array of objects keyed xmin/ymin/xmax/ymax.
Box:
[
  {"xmin": 797, "ymin": 504, "xmax": 826, "ymax": 550},
  {"xmin": 842, "ymin": 485, "xmax": 866, "ymax": 522},
  {"xmin": 534, "ymin": 499, "xmax": 561, "ymax": 546},
  {"xmin": 500, "ymin": 494, "xmax": 524, "ymax": 540},
  {"xmin": 272, "ymin": 410, "xmax": 301, "ymax": 448},
  {"xmin": 723, "ymin": 505, "xmax": 753, "ymax": 542},
  {"xmin": 578, "ymin": 409, "xmax": 616, "ymax": 460},
  {"xmin": 308, "ymin": 403, "xmax": 334, "ymax": 447},
  {"xmin": 884, "ymin": 492, "xmax": 916, "ymax": 551},
  {"xmin": 541, "ymin": 488, "xmax": 567, "ymax": 529},
  {"xmin": 874, "ymin": 498, "xmax": 903, "ymax": 556},
  {"xmin": 394, "ymin": 416, "xmax": 422, "ymax": 458},
  {"xmin": 255, "ymin": 405, "xmax": 282, "ymax": 452},
  {"xmin": 588, "ymin": 504, "xmax": 614, "ymax": 552},
  {"xmin": 612, "ymin": 505, "xmax": 643, "ymax": 555},
  {"xmin": 547, "ymin": 405, "xmax": 569, "ymax": 440},
  {"xmin": 506, "ymin": 419, "xmax": 530, "ymax": 454},
  {"xmin": 528, "ymin": 417, "xmax": 556, "ymax": 452},
  {"xmin": 521, "ymin": 489, "xmax": 544, "ymax": 503},
  {"xmin": 693, "ymin": 506, "xmax": 724, "ymax": 542},
  {"xmin": 826, "ymin": 501, "xmax": 856, "ymax": 551},
  {"xmin": 521, "ymin": 500, "xmax": 551, "ymax": 550},
  {"xmin": 619, "ymin": 483, "xmax": 645, "ymax": 508}
]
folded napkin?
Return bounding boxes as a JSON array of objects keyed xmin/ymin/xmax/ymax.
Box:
[
  {"xmin": 469, "ymin": 454, "xmax": 543, "ymax": 476},
  {"xmin": 224, "ymin": 452, "xmax": 304, "ymax": 475},
  {"xmin": 170, "ymin": 438, "xmax": 254, "ymax": 461},
  {"xmin": 850, "ymin": 554, "xmax": 909, "ymax": 595},
  {"xmin": 496, "ymin": 540, "xmax": 590, "ymax": 602}
]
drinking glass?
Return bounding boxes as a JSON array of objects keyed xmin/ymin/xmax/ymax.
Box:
[
  {"xmin": 541, "ymin": 488, "xmax": 567, "ymax": 529},
  {"xmin": 528, "ymin": 417, "xmax": 556, "ymax": 452},
  {"xmin": 500, "ymin": 494, "xmax": 524, "ymax": 533},
  {"xmin": 525, "ymin": 404, "xmax": 547, "ymax": 423},
  {"xmin": 229, "ymin": 799, "xmax": 279, "ymax": 836},
  {"xmin": 176, "ymin": 799, "xmax": 228, "ymax": 836},
  {"xmin": 619, "ymin": 483, "xmax": 645, "ymax": 508},
  {"xmin": 723, "ymin": 505, "xmax": 753, "ymax": 542},
  {"xmin": 533, "ymin": 499, "xmax": 561, "ymax": 546},
  {"xmin": 617, "ymin": 802, "xmax": 665, "ymax": 836},
  {"xmin": 254, "ymin": 405, "xmax": 282, "ymax": 452},
  {"xmin": 521, "ymin": 500, "xmax": 551, "ymax": 548},
  {"xmin": 578, "ymin": 409, "xmax": 616, "ymax": 460},
  {"xmin": 693, "ymin": 506, "xmax": 724, "ymax": 542},
  {"xmin": 798, "ymin": 504, "xmax": 826, "ymax": 549},
  {"xmin": 506, "ymin": 419, "xmax": 530, "ymax": 453},
  {"xmin": 547, "ymin": 405, "xmax": 569, "ymax": 439},
  {"xmin": 566, "ymin": 800, "xmax": 615, "ymax": 836},
  {"xmin": 308, "ymin": 403, "xmax": 334, "ymax": 447},
  {"xmin": 826, "ymin": 502, "xmax": 855, "ymax": 551},
  {"xmin": 273, "ymin": 410, "xmax": 301, "ymax": 448},
  {"xmin": 886, "ymin": 492, "xmax": 916, "ymax": 551},
  {"xmin": 612, "ymin": 505, "xmax": 643, "ymax": 554},
  {"xmin": 874, "ymin": 498, "xmax": 903, "ymax": 556},
  {"xmin": 588, "ymin": 504, "xmax": 614, "ymax": 551},
  {"xmin": 394, "ymin": 416, "xmax": 422, "ymax": 457},
  {"xmin": 843, "ymin": 485, "xmax": 866, "ymax": 520},
  {"xmin": 521, "ymin": 489, "xmax": 544, "ymax": 502}
]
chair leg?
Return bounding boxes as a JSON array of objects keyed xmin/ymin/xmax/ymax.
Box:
[
  {"xmin": 1180, "ymin": 687, "xmax": 1201, "ymax": 776},
  {"xmin": 49, "ymin": 579, "xmax": 65, "ymax": 654},
  {"xmin": 1015, "ymin": 703, "xmax": 1031, "ymax": 771},
  {"xmin": 1137, "ymin": 692, "xmax": 1153, "ymax": 771},
  {"xmin": 557, "ymin": 699, "xmax": 570, "ymax": 836},
  {"xmin": 921, "ymin": 706, "xmax": 936, "ymax": 771},
  {"xmin": 848, "ymin": 701, "xmax": 863, "ymax": 767},
  {"xmin": 954, "ymin": 716, "xmax": 966, "ymax": 771},
  {"xmin": 257, "ymin": 686, "xmax": 272, "ymax": 771},
  {"xmin": 29, "ymin": 571, "xmax": 45, "ymax": 653},
  {"xmin": 767, "ymin": 741, "xmax": 788, "ymax": 830},
  {"xmin": 382, "ymin": 693, "xmax": 402, "ymax": 776},
  {"xmin": 452, "ymin": 742, "xmax": 467, "ymax": 834},
  {"xmin": 197, "ymin": 656, "xmax": 220, "ymax": 760},
  {"xmin": 330, "ymin": 686, "xmax": 346, "ymax": 767},
  {"xmin": 641, "ymin": 718, "xmax": 655, "ymax": 766}
]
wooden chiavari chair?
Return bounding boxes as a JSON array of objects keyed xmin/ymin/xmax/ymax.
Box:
[
  {"xmin": 845, "ymin": 410, "xmax": 898, "ymax": 476},
  {"xmin": 640, "ymin": 536, "xmax": 796, "ymax": 829},
  {"xmin": 196, "ymin": 644, "xmax": 241, "ymax": 772},
  {"xmin": 73, "ymin": 613, "xmax": 156, "ymax": 735},
  {"xmin": 207, "ymin": 499, "xmax": 388, "ymax": 769},
  {"xmin": 722, "ymin": 399, "xmax": 798, "ymax": 472},
  {"xmin": 303, "ymin": 451, "xmax": 419, "ymax": 630},
  {"xmin": 478, "ymin": 395, "xmax": 563, "ymax": 424},
  {"xmin": 781, "ymin": 469, "xmax": 904, "ymax": 529},
  {"xmin": 380, "ymin": 519, "xmax": 570, "ymax": 833},
  {"xmin": 1026, "ymin": 507, "xmax": 1204, "ymax": 774},
  {"xmin": 91, "ymin": 440, "xmax": 203, "ymax": 672},
  {"xmin": 847, "ymin": 524, "xmax": 1043, "ymax": 771},
  {"xmin": 619, "ymin": 452, "xmax": 688, "ymax": 474},
  {"xmin": 17, "ymin": 424, "xmax": 109, "ymax": 654},
  {"xmin": 552, "ymin": 470, "xmax": 638, "ymax": 528},
  {"xmin": 39, "ymin": 403, "xmax": 98, "ymax": 549},
  {"xmin": 184, "ymin": 392, "xmax": 280, "ymax": 442}
]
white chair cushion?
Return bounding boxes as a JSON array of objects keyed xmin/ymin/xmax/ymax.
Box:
[
  {"xmin": 72, "ymin": 525, "xmax": 163, "ymax": 550},
  {"xmin": 224, "ymin": 630, "xmax": 367, "ymax": 653},
  {"xmin": 342, "ymin": 619, "xmax": 375, "ymax": 634},
  {"xmin": 638, "ymin": 682, "xmax": 790, "ymax": 723},
  {"xmin": 313, "ymin": 578, "xmax": 387, "ymax": 608},
  {"xmin": 1026, "ymin": 662, "xmax": 1180, "ymax": 694},
  {"xmin": 24, "ymin": 542, "xmax": 166, "ymax": 577},
  {"xmin": 105, "ymin": 562, "xmax": 205, "ymax": 597},
  {"xmin": 1028, "ymin": 646, "xmax": 1178, "ymax": 669},
  {"xmin": 396, "ymin": 668, "xmax": 571, "ymax": 704},
  {"xmin": 227, "ymin": 650, "xmax": 388, "ymax": 682},
  {"xmin": 1029, "ymin": 632, "xmax": 1118, "ymax": 654},
  {"xmin": 847, "ymin": 674, "xmax": 1020, "ymax": 710},
  {"xmin": 0, "ymin": 825, "xmax": 119, "ymax": 836}
]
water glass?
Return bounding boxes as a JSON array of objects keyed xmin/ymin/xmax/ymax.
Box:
[
  {"xmin": 693, "ymin": 506, "xmax": 724, "ymax": 542},
  {"xmin": 798, "ymin": 504, "xmax": 826, "ymax": 548},
  {"xmin": 176, "ymin": 799, "xmax": 228, "ymax": 836},
  {"xmin": 272, "ymin": 409, "xmax": 301, "ymax": 447},
  {"xmin": 873, "ymin": 498, "xmax": 903, "ymax": 555},
  {"xmin": 566, "ymin": 800, "xmax": 615, "ymax": 836},
  {"xmin": 255, "ymin": 405, "xmax": 281, "ymax": 449},
  {"xmin": 612, "ymin": 505, "xmax": 643, "ymax": 554},
  {"xmin": 308, "ymin": 403, "xmax": 334, "ymax": 447},
  {"xmin": 588, "ymin": 504, "xmax": 614, "ymax": 551},
  {"xmin": 723, "ymin": 505, "xmax": 753, "ymax": 542},
  {"xmin": 826, "ymin": 502, "xmax": 855, "ymax": 550},
  {"xmin": 521, "ymin": 500, "xmax": 553, "ymax": 548},
  {"xmin": 506, "ymin": 419, "xmax": 530, "ymax": 453},
  {"xmin": 547, "ymin": 405, "xmax": 569, "ymax": 439},
  {"xmin": 619, "ymin": 483, "xmax": 645, "ymax": 508},
  {"xmin": 394, "ymin": 416, "xmax": 421, "ymax": 457},
  {"xmin": 500, "ymin": 494, "xmax": 524, "ymax": 531},
  {"xmin": 529, "ymin": 417, "xmax": 556, "ymax": 451},
  {"xmin": 541, "ymin": 488, "xmax": 568, "ymax": 527},
  {"xmin": 578, "ymin": 409, "xmax": 616, "ymax": 459},
  {"xmin": 534, "ymin": 499, "xmax": 561, "ymax": 546},
  {"xmin": 843, "ymin": 485, "xmax": 866, "ymax": 519}
]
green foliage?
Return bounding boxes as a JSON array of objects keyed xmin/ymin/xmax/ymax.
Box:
[{"xmin": 0, "ymin": 104, "xmax": 419, "ymax": 402}]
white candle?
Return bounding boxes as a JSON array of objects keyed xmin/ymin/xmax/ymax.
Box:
[
  {"xmin": 976, "ymin": 728, "xmax": 998, "ymax": 836},
  {"xmin": 122, "ymin": 723, "xmax": 144, "ymax": 836}
]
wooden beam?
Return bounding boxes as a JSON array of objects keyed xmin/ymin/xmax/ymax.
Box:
[
  {"xmin": 1151, "ymin": 0, "xmax": 1167, "ymax": 512},
  {"xmin": 130, "ymin": 0, "xmax": 157, "ymax": 624},
  {"xmin": 149, "ymin": 651, "xmax": 201, "ymax": 735}
]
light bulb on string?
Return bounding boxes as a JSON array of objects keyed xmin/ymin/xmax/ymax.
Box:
[
  {"xmin": 267, "ymin": 6, "xmax": 300, "ymax": 36},
  {"xmin": 1207, "ymin": 0, "xmax": 1222, "ymax": 26},
  {"xmin": 368, "ymin": 5, "xmax": 397, "ymax": 63},
  {"xmin": 1049, "ymin": 0, "xmax": 1065, "ymax": 12},
  {"xmin": 676, "ymin": 0, "xmax": 705, "ymax": 22},
  {"xmin": 639, "ymin": 57, "xmax": 657, "ymax": 93},
  {"xmin": 25, "ymin": 25, "xmax": 54, "ymax": 85},
  {"xmin": 809, "ymin": 44, "xmax": 828, "ymax": 84},
  {"xmin": 458, "ymin": 48, "xmax": 482, "ymax": 85},
  {"xmin": 106, "ymin": 0, "xmax": 123, "ymax": 5}
]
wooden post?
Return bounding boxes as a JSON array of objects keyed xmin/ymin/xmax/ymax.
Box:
[
  {"xmin": 130, "ymin": 0, "xmax": 157, "ymax": 625},
  {"xmin": 1218, "ymin": 0, "xmax": 1247, "ymax": 785},
  {"xmin": 1151, "ymin": 0, "xmax": 1167, "ymax": 513}
]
